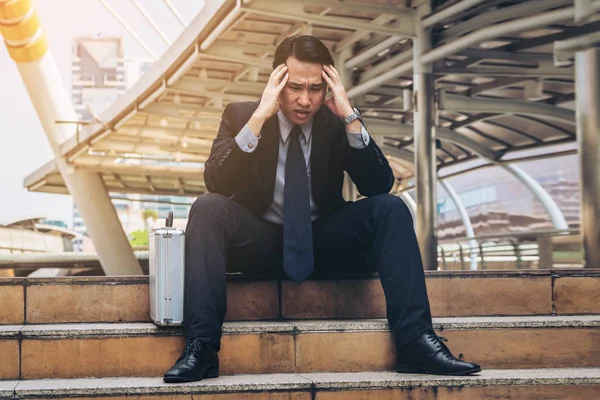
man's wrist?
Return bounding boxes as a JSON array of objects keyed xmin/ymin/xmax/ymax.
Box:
[
  {"xmin": 339, "ymin": 104, "xmax": 354, "ymax": 118},
  {"xmin": 248, "ymin": 112, "xmax": 268, "ymax": 137},
  {"xmin": 340, "ymin": 106, "xmax": 362, "ymax": 126},
  {"xmin": 345, "ymin": 119, "xmax": 362, "ymax": 133}
]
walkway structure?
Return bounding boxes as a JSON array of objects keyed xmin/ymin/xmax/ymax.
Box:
[{"xmin": 2, "ymin": 0, "xmax": 599, "ymax": 273}]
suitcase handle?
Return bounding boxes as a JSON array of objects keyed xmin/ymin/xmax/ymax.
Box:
[{"xmin": 165, "ymin": 211, "xmax": 174, "ymax": 228}]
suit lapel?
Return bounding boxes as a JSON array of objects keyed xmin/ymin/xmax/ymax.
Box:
[
  {"xmin": 310, "ymin": 107, "xmax": 333, "ymax": 204},
  {"xmin": 260, "ymin": 114, "xmax": 280, "ymax": 206}
]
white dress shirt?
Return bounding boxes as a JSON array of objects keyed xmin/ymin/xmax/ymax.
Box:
[{"xmin": 235, "ymin": 110, "xmax": 370, "ymax": 224}]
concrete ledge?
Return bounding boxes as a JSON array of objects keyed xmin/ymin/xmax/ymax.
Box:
[
  {"xmin": 0, "ymin": 325, "xmax": 22, "ymax": 338},
  {"xmin": 0, "ymin": 380, "xmax": 19, "ymax": 398},
  {"xmin": 302, "ymin": 368, "xmax": 600, "ymax": 389},
  {"xmin": 15, "ymin": 372, "xmax": 313, "ymax": 397},
  {"xmin": 8, "ymin": 315, "xmax": 600, "ymax": 338},
  {"xmin": 3, "ymin": 270, "xmax": 600, "ymax": 325},
  {"xmin": 6, "ymin": 316, "xmax": 599, "ymax": 378},
  {"xmin": 8, "ymin": 369, "xmax": 600, "ymax": 398}
]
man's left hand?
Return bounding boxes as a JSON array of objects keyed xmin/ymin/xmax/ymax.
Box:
[{"xmin": 322, "ymin": 65, "xmax": 354, "ymax": 119}]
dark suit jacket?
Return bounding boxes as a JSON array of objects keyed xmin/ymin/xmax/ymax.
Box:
[{"xmin": 204, "ymin": 101, "xmax": 395, "ymax": 218}]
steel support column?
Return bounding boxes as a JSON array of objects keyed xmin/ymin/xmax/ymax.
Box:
[
  {"xmin": 575, "ymin": 47, "xmax": 600, "ymax": 268},
  {"xmin": 413, "ymin": 2, "xmax": 438, "ymax": 270},
  {"xmin": 440, "ymin": 180, "xmax": 478, "ymax": 270}
]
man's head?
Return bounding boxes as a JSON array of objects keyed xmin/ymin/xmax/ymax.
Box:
[{"xmin": 273, "ymin": 35, "xmax": 334, "ymax": 125}]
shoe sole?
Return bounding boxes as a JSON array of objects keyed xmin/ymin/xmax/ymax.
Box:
[
  {"xmin": 163, "ymin": 368, "xmax": 219, "ymax": 383},
  {"xmin": 396, "ymin": 363, "xmax": 482, "ymax": 376}
]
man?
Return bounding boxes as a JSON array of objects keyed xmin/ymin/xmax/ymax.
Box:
[{"xmin": 164, "ymin": 35, "xmax": 480, "ymax": 383}]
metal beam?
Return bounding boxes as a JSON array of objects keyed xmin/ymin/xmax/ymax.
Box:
[
  {"xmin": 382, "ymin": 145, "xmax": 414, "ymax": 163},
  {"xmin": 575, "ymin": 47, "xmax": 600, "ymax": 268},
  {"xmin": 348, "ymin": 59, "xmax": 413, "ymax": 99},
  {"xmin": 439, "ymin": 93, "xmax": 575, "ymax": 124},
  {"xmin": 143, "ymin": 102, "xmax": 225, "ymax": 116},
  {"xmin": 168, "ymin": 88, "xmax": 258, "ymax": 103},
  {"xmin": 345, "ymin": 37, "xmax": 403, "ymax": 69},
  {"xmin": 172, "ymin": 77, "xmax": 265, "ymax": 94},
  {"xmin": 364, "ymin": 118, "xmax": 502, "ymax": 161},
  {"xmin": 241, "ymin": 0, "xmax": 415, "ymax": 37},
  {"xmin": 413, "ymin": 1, "xmax": 437, "ymax": 271},
  {"xmin": 281, "ymin": 0, "xmax": 412, "ymax": 15},
  {"xmin": 335, "ymin": 14, "xmax": 397, "ymax": 52},
  {"xmin": 276, "ymin": 22, "xmax": 305, "ymax": 45},
  {"xmin": 200, "ymin": 44, "xmax": 272, "ymax": 69},
  {"xmin": 85, "ymin": 142, "xmax": 208, "ymax": 160},
  {"xmin": 97, "ymin": 0, "xmax": 158, "ymax": 60},
  {"xmin": 421, "ymin": 3, "xmax": 600, "ymax": 66},
  {"xmin": 468, "ymin": 77, "xmax": 531, "ymax": 96},
  {"xmin": 72, "ymin": 156, "xmax": 205, "ymax": 178},
  {"xmin": 502, "ymin": 164, "xmax": 568, "ymax": 230},
  {"xmin": 421, "ymin": 0, "xmax": 486, "ymax": 28},
  {"xmin": 555, "ymin": 31, "xmax": 600, "ymax": 65},
  {"xmin": 359, "ymin": 49, "xmax": 413, "ymax": 83},
  {"xmin": 438, "ymin": 0, "xmax": 571, "ymax": 42},
  {"xmin": 440, "ymin": 179, "xmax": 478, "ymax": 270},
  {"xmin": 436, "ymin": 66, "xmax": 574, "ymax": 78},
  {"xmin": 457, "ymin": 49, "xmax": 555, "ymax": 63},
  {"xmin": 162, "ymin": 0, "xmax": 187, "ymax": 27},
  {"xmin": 130, "ymin": 0, "xmax": 172, "ymax": 46}
]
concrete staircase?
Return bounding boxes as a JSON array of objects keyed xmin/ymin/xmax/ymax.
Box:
[{"xmin": 1, "ymin": 269, "xmax": 600, "ymax": 398}]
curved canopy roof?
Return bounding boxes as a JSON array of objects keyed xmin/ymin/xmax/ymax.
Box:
[{"xmin": 24, "ymin": 0, "xmax": 598, "ymax": 197}]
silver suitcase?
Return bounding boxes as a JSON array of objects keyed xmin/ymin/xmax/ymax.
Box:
[{"xmin": 149, "ymin": 211, "xmax": 185, "ymax": 326}]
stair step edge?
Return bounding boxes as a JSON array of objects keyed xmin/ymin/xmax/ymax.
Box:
[
  {"xmin": 2, "ymin": 315, "xmax": 600, "ymax": 338},
  {"xmin": 5, "ymin": 368, "xmax": 600, "ymax": 397}
]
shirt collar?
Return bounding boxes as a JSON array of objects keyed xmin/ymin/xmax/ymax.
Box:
[{"xmin": 277, "ymin": 110, "xmax": 312, "ymax": 143}]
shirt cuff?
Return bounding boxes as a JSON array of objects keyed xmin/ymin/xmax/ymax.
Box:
[
  {"xmin": 235, "ymin": 124, "xmax": 260, "ymax": 153},
  {"xmin": 346, "ymin": 125, "xmax": 370, "ymax": 149}
]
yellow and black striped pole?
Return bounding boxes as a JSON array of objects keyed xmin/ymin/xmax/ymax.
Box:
[{"xmin": 0, "ymin": 0, "xmax": 142, "ymax": 275}]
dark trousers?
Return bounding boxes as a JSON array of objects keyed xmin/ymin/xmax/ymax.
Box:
[{"xmin": 183, "ymin": 193, "xmax": 433, "ymax": 351}]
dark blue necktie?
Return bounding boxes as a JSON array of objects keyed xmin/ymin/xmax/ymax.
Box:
[{"xmin": 283, "ymin": 125, "xmax": 314, "ymax": 284}]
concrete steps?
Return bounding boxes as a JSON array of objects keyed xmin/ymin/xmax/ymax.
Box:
[
  {"xmin": 2, "ymin": 269, "xmax": 600, "ymax": 399},
  {"xmin": 1, "ymin": 270, "xmax": 600, "ymax": 325},
  {"xmin": 1, "ymin": 316, "xmax": 599, "ymax": 380},
  {"xmin": 2, "ymin": 369, "xmax": 600, "ymax": 399}
]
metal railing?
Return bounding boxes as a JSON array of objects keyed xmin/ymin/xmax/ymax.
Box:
[
  {"xmin": 1, "ymin": 230, "xmax": 584, "ymax": 275},
  {"xmin": 437, "ymin": 229, "xmax": 582, "ymax": 270}
]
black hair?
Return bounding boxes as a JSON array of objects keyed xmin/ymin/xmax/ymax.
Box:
[{"xmin": 272, "ymin": 35, "xmax": 334, "ymax": 69}]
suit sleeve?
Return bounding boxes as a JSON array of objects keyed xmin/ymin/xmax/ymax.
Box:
[
  {"xmin": 343, "ymin": 122, "xmax": 395, "ymax": 197},
  {"xmin": 204, "ymin": 103, "xmax": 256, "ymax": 195}
]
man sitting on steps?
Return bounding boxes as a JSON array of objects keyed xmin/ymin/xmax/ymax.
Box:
[{"xmin": 163, "ymin": 35, "xmax": 481, "ymax": 383}]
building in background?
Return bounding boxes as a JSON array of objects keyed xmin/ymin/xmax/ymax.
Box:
[
  {"xmin": 435, "ymin": 154, "xmax": 580, "ymax": 240},
  {"xmin": 70, "ymin": 36, "xmax": 192, "ymax": 251}
]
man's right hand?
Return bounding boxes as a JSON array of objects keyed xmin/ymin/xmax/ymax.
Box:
[{"xmin": 248, "ymin": 64, "xmax": 288, "ymax": 137}]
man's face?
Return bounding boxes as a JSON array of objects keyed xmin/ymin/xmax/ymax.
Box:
[{"xmin": 278, "ymin": 56, "xmax": 326, "ymax": 125}]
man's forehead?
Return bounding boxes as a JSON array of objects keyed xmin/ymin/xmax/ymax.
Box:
[{"xmin": 288, "ymin": 76, "xmax": 324, "ymax": 85}]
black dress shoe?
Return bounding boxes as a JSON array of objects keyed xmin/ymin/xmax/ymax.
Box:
[
  {"xmin": 396, "ymin": 331, "xmax": 481, "ymax": 376},
  {"xmin": 163, "ymin": 338, "xmax": 219, "ymax": 383}
]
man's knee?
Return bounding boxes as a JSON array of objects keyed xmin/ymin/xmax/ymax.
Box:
[
  {"xmin": 371, "ymin": 194, "xmax": 412, "ymax": 221},
  {"xmin": 189, "ymin": 193, "xmax": 233, "ymax": 220}
]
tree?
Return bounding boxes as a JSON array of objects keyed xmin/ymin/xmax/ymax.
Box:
[
  {"xmin": 141, "ymin": 209, "xmax": 159, "ymax": 222},
  {"xmin": 129, "ymin": 229, "xmax": 149, "ymax": 247},
  {"xmin": 141, "ymin": 209, "xmax": 159, "ymax": 231}
]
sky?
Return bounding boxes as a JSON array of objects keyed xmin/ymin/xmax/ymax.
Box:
[{"xmin": 0, "ymin": 0, "xmax": 204, "ymax": 226}]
